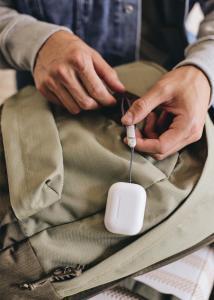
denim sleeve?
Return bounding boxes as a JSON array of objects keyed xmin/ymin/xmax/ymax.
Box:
[
  {"xmin": 176, "ymin": 0, "xmax": 214, "ymax": 107},
  {"xmin": 0, "ymin": 0, "xmax": 71, "ymax": 72}
]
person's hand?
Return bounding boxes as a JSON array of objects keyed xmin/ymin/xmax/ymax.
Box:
[
  {"xmin": 34, "ymin": 31, "xmax": 125, "ymax": 114},
  {"xmin": 122, "ymin": 66, "xmax": 211, "ymax": 160}
]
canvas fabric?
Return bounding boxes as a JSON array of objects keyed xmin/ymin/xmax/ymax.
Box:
[{"xmin": 0, "ymin": 61, "xmax": 213, "ymax": 300}]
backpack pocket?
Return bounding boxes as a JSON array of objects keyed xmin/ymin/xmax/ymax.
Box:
[{"xmin": 1, "ymin": 87, "xmax": 64, "ymax": 221}]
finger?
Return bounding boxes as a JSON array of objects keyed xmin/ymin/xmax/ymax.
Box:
[
  {"xmin": 135, "ymin": 119, "xmax": 187, "ymax": 155},
  {"xmin": 143, "ymin": 112, "xmax": 158, "ymax": 139},
  {"xmin": 51, "ymin": 83, "xmax": 81, "ymax": 114},
  {"xmin": 154, "ymin": 125, "xmax": 203, "ymax": 160},
  {"xmin": 60, "ymin": 69, "xmax": 100, "ymax": 110},
  {"xmin": 152, "ymin": 138, "xmax": 188, "ymax": 160},
  {"xmin": 77, "ymin": 58, "xmax": 117, "ymax": 106},
  {"xmin": 121, "ymin": 82, "xmax": 172, "ymax": 125},
  {"xmin": 157, "ymin": 111, "xmax": 174, "ymax": 134},
  {"xmin": 124, "ymin": 127, "xmax": 188, "ymax": 160},
  {"xmin": 157, "ymin": 111, "xmax": 168, "ymax": 127},
  {"xmin": 152, "ymin": 127, "xmax": 199, "ymax": 160},
  {"xmin": 40, "ymin": 86, "xmax": 61, "ymax": 105},
  {"xmin": 135, "ymin": 128, "xmax": 143, "ymax": 138},
  {"xmin": 93, "ymin": 51, "xmax": 125, "ymax": 92}
]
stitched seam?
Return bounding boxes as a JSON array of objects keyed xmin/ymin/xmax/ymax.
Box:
[
  {"xmin": 142, "ymin": 269, "xmax": 205, "ymax": 300},
  {"xmin": 190, "ymin": 249, "xmax": 211, "ymax": 300}
]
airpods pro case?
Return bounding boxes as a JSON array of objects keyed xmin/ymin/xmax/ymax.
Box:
[{"xmin": 104, "ymin": 182, "xmax": 147, "ymax": 235}]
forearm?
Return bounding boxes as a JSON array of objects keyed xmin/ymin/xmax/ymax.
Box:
[
  {"xmin": 176, "ymin": 0, "xmax": 214, "ymax": 107},
  {"xmin": 0, "ymin": 0, "xmax": 71, "ymax": 71}
]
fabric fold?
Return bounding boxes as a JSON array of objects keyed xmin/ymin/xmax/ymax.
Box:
[{"xmin": 1, "ymin": 87, "xmax": 64, "ymax": 220}]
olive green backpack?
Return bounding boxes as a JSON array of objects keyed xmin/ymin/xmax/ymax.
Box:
[{"xmin": 0, "ymin": 61, "xmax": 213, "ymax": 300}]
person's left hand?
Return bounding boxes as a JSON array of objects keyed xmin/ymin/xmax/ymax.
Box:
[{"xmin": 121, "ymin": 66, "xmax": 211, "ymax": 160}]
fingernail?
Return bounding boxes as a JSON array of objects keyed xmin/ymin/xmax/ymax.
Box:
[
  {"xmin": 122, "ymin": 112, "xmax": 133, "ymax": 124},
  {"xmin": 118, "ymin": 82, "xmax": 125, "ymax": 91},
  {"xmin": 109, "ymin": 101, "xmax": 117, "ymax": 107}
]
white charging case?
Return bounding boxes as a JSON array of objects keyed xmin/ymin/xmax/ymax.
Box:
[{"xmin": 104, "ymin": 182, "xmax": 147, "ymax": 235}]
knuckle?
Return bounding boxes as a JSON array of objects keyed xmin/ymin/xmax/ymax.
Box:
[
  {"xmin": 190, "ymin": 122, "xmax": 203, "ymax": 141},
  {"xmin": 56, "ymin": 65, "xmax": 67, "ymax": 79},
  {"xmin": 153, "ymin": 154, "xmax": 165, "ymax": 161},
  {"xmin": 161, "ymin": 85, "xmax": 171, "ymax": 96},
  {"xmin": 156, "ymin": 81, "xmax": 171, "ymax": 96},
  {"xmin": 90, "ymin": 85, "xmax": 103, "ymax": 98},
  {"xmin": 190, "ymin": 123, "xmax": 200, "ymax": 135},
  {"xmin": 133, "ymin": 100, "xmax": 146, "ymax": 112},
  {"xmin": 158, "ymin": 143, "xmax": 168, "ymax": 155},
  {"xmin": 71, "ymin": 52, "xmax": 87, "ymax": 72},
  {"xmin": 192, "ymin": 130, "xmax": 203, "ymax": 142},
  {"xmin": 45, "ymin": 78, "xmax": 55, "ymax": 89}
]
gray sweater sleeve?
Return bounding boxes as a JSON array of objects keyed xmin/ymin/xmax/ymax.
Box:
[
  {"xmin": 0, "ymin": 0, "xmax": 71, "ymax": 71},
  {"xmin": 176, "ymin": 0, "xmax": 214, "ymax": 107}
]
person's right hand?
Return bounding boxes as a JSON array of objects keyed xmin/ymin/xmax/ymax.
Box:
[{"xmin": 34, "ymin": 31, "xmax": 125, "ymax": 114}]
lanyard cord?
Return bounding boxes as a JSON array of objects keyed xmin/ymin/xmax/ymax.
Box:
[
  {"xmin": 128, "ymin": 147, "xmax": 134, "ymax": 183},
  {"xmin": 121, "ymin": 95, "xmax": 135, "ymax": 183}
]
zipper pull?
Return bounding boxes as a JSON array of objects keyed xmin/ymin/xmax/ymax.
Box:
[
  {"xmin": 19, "ymin": 277, "xmax": 49, "ymax": 291},
  {"xmin": 51, "ymin": 264, "xmax": 84, "ymax": 282},
  {"xmin": 19, "ymin": 264, "xmax": 85, "ymax": 291}
]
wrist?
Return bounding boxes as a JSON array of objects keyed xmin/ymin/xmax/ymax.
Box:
[
  {"xmin": 177, "ymin": 65, "xmax": 211, "ymax": 106},
  {"xmin": 174, "ymin": 60, "xmax": 213, "ymax": 108}
]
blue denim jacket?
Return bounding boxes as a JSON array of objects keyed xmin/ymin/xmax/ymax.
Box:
[
  {"xmin": 15, "ymin": 0, "xmax": 141, "ymax": 66},
  {"xmin": 14, "ymin": 0, "xmax": 202, "ymax": 87}
]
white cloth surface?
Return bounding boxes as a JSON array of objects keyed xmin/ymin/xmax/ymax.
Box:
[
  {"xmin": 90, "ymin": 247, "xmax": 214, "ymax": 300},
  {"xmin": 136, "ymin": 246, "xmax": 214, "ymax": 300}
]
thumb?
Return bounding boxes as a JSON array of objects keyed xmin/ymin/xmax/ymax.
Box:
[{"xmin": 121, "ymin": 84, "xmax": 166, "ymax": 125}]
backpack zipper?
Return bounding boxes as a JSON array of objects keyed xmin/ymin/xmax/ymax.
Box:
[
  {"xmin": 18, "ymin": 235, "xmax": 213, "ymax": 294},
  {"xmin": 19, "ymin": 264, "xmax": 85, "ymax": 291}
]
